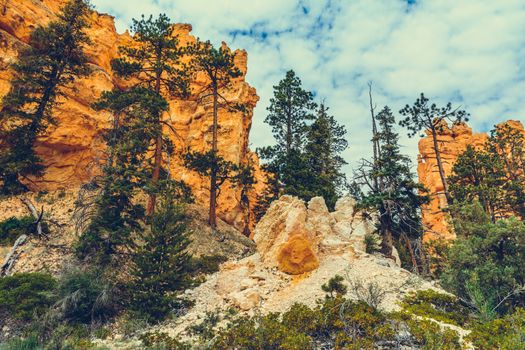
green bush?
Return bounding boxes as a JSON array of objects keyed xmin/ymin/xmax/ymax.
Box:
[
  {"xmin": 467, "ymin": 308, "xmax": 525, "ymax": 350},
  {"xmin": 441, "ymin": 203, "xmax": 525, "ymax": 318},
  {"xmin": 0, "ymin": 273, "xmax": 57, "ymax": 322},
  {"xmin": 321, "ymin": 275, "xmax": 347, "ymax": 298},
  {"xmin": 0, "ymin": 335, "xmax": 40, "ymax": 350},
  {"xmin": 188, "ymin": 255, "xmax": 228, "ymax": 275},
  {"xmin": 53, "ymin": 267, "xmax": 117, "ymax": 325},
  {"xmin": 0, "ymin": 216, "xmax": 44, "ymax": 245},
  {"xmin": 401, "ymin": 289, "xmax": 471, "ymax": 326}
]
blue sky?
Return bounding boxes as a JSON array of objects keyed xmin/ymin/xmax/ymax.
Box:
[{"xmin": 91, "ymin": 0, "xmax": 525, "ymax": 175}]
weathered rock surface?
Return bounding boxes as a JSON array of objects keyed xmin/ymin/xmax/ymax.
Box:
[
  {"xmin": 0, "ymin": 0, "xmax": 265, "ymax": 232},
  {"xmin": 418, "ymin": 120, "xmax": 525, "ymax": 242},
  {"xmin": 253, "ymin": 195, "xmax": 377, "ymax": 274}
]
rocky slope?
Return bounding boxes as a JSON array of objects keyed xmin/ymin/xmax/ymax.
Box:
[
  {"xmin": 0, "ymin": 188, "xmax": 255, "ymax": 275},
  {"xmin": 0, "ymin": 0, "xmax": 265, "ymax": 232},
  {"xmin": 133, "ymin": 196, "xmax": 448, "ymax": 345},
  {"xmin": 417, "ymin": 120, "xmax": 525, "ymax": 242}
]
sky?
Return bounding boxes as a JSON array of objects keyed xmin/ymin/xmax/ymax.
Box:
[{"xmin": 91, "ymin": 0, "xmax": 525, "ymax": 177}]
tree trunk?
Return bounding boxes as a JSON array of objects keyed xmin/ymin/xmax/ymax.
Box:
[
  {"xmin": 379, "ymin": 207, "xmax": 393, "ymax": 257},
  {"xmin": 431, "ymin": 126, "xmax": 451, "ymax": 204},
  {"xmin": 209, "ymin": 83, "xmax": 219, "ymax": 228},
  {"xmin": 147, "ymin": 71, "xmax": 164, "ymax": 216}
]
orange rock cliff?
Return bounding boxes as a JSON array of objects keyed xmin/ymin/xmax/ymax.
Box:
[
  {"xmin": 417, "ymin": 120, "xmax": 525, "ymax": 242},
  {"xmin": 0, "ymin": 0, "xmax": 266, "ymax": 232}
]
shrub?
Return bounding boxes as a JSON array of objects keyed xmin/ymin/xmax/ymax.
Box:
[
  {"xmin": 0, "ymin": 273, "xmax": 57, "ymax": 322},
  {"xmin": 401, "ymin": 289, "xmax": 471, "ymax": 327},
  {"xmin": 364, "ymin": 232, "xmax": 381, "ymax": 254},
  {"xmin": 0, "ymin": 335, "xmax": 40, "ymax": 350},
  {"xmin": 467, "ymin": 308, "xmax": 525, "ymax": 350},
  {"xmin": 321, "ymin": 275, "xmax": 347, "ymax": 298},
  {"xmin": 441, "ymin": 203, "xmax": 525, "ymax": 317},
  {"xmin": 52, "ymin": 267, "xmax": 117, "ymax": 325},
  {"xmin": 188, "ymin": 255, "xmax": 228, "ymax": 275},
  {"xmin": 0, "ymin": 216, "xmax": 48, "ymax": 245},
  {"xmin": 140, "ymin": 331, "xmax": 191, "ymax": 350}
]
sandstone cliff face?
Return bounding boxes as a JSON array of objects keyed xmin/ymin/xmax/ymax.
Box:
[
  {"xmin": 0, "ymin": 0, "xmax": 264, "ymax": 232},
  {"xmin": 417, "ymin": 120, "xmax": 525, "ymax": 242}
]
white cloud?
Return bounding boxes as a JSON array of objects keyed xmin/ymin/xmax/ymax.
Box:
[{"xmin": 91, "ymin": 0, "xmax": 525, "ymax": 178}]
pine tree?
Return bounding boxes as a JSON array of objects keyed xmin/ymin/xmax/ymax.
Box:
[
  {"xmin": 354, "ymin": 106, "xmax": 428, "ymax": 270},
  {"xmin": 129, "ymin": 185, "xmax": 194, "ymax": 321},
  {"xmin": 304, "ymin": 103, "xmax": 348, "ymax": 210},
  {"xmin": 232, "ymin": 159, "xmax": 257, "ymax": 236},
  {"xmin": 184, "ymin": 40, "xmax": 242, "ymax": 228},
  {"xmin": 399, "ymin": 93, "xmax": 469, "ymax": 204},
  {"xmin": 257, "ymin": 70, "xmax": 318, "ymax": 209},
  {"xmin": 76, "ymin": 88, "xmax": 167, "ymax": 263},
  {"xmin": 487, "ymin": 124, "xmax": 525, "ymax": 220},
  {"xmin": 111, "ymin": 14, "xmax": 190, "ymax": 215},
  {"xmin": 449, "ymin": 145, "xmax": 506, "ymax": 222},
  {"xmin": 449, "ymin": 124, "xmax": 525, "ymax": 222},
  {"xmin": 0, "ymin": 0, "xmax": 91, "ymax": 194}
]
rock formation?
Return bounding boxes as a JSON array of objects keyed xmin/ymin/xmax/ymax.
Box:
[
  {"xmin": 0, "ymin": 0, "xmax": 265, "ymax": 232},
  {"xmin": 157, "ymin": 195, "xmax": 439, "ymax": 341},
  {"xmin": 418, "ymin": 120, "xmax": 525, "ymax": 242}
]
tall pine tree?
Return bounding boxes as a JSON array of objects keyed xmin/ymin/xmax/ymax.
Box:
[
  {"xmin": 399, "ymin": 93, "xmax": 468, "ymax": 204},
  {"xmin": 304, "ymin": 103, "xmax": 348, "ymax": 210},
  {"xmin": 111, "ymin": 14, "xmax": 190, "ymax": 215},
  {"xmin": 354, "ymin": 106, "xmax": 428, "ymax": 271},
  {"xmin": 257, "ymin": 70, "xmax": 317, "ymax": 206},
  {"xmin": 76, "ymin": 88, "xmax": 167, "ymax": 263},
  {"xmin": 184, "ymin": 40, "xmax": 242, "ymax": 228},
  {"xmin": 0, "ymin": 0, "xmax": 91, "ymax": 194}
]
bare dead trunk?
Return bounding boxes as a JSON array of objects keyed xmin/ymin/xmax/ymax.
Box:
[{"xmin": 0, "ymin": 234, "xmax": 28, "ymax": 276}]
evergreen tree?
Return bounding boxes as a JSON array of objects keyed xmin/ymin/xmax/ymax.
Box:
[
  {"xmin": 0, "ymin": 0, "xmax": 91, "ymax": 194},
  {"xmin": 257, "ymin": 70, "xmax": 318, "ymax": 210},
  {"xmin": 449, "ymin": 145, "xmax": 506, "ymax": 222},
  {"xmin": 354, "ymin": 106, "xmax": 428, "ymax": 270},
  {"xmin": 265, "ymin": 70, "xmax": 317, "ymax": 156},
  {"xmin": 487, "ymin": 124, "xmax": 525, "ymax": 220},
  {"xmin": 76, "ymin": 88, "xmax": 167, "ymax": 263},
  {"xmin": 304, "ymin": 103, "xmax": 348, "ymax": 209},
  {"xmin": 129, "ymin": 185, "xmax": 194, "ymax": 321},
  {"xmin": 111, "ymin": 14, "xmax": 190, "ymax": 215},
  {"xmin": 448, "ymin": 124, "xmax": 525, "ymax": 222},
  {"xmin": 184, "ymin": 40, "xmax": 242, "ymax": 228},
  {"xmin": 399, "ymin": 94, "xmax": 469, "ymax": 204}
]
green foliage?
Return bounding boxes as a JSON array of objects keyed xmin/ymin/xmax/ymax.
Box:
[
  {"xmin": 321, "ymin": 275, "xmax": 347, "ymax": 298},
  {"xmin": 449, "ymin": 124, "xmax": 525, "ymax": 222},
  {"xmin": 441, "ymin": 203, "xmax": 525, "ymax": 317},
  {"xmin": 128, "ymin": 196, "xmax": 195, "ymax": 321},
  {"xmin": 0, "ymin": 273, "xmax": 57, "ymax": 322},
  {"xmin": 139, "ymin": 331, "xmax": 191, "ymax": 350},
  {"xmin": 0, "ymin": 0, "xmax": 91, "ymax": 194},
  {"xmin": 401, "ymin": 290, "xmax": 471, "ymax": 326},
  {"xmin": 467, "ymin": 308, "xmax": 525, "ymax": 350},
  {"xmin": 353, "ymin": 106, "xmax": 428, "ymax": 265},
  {"xmin": 259, "ymin": 73, "xmax": 348, "ymax": 210},
  {"xmin": 52, "ymin": 267, "xmax": 117, "ymax": 325},
  {"xmin": 364, "ymin": 232, "xmax": 381, "ymax": 254},
  {"xmin": 0, "ymin": 335, "xmax": 40, "ymax": 350},
  {"xmin": 0, "ymin": 216, "xmax": 45, "ymax": 245}
]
